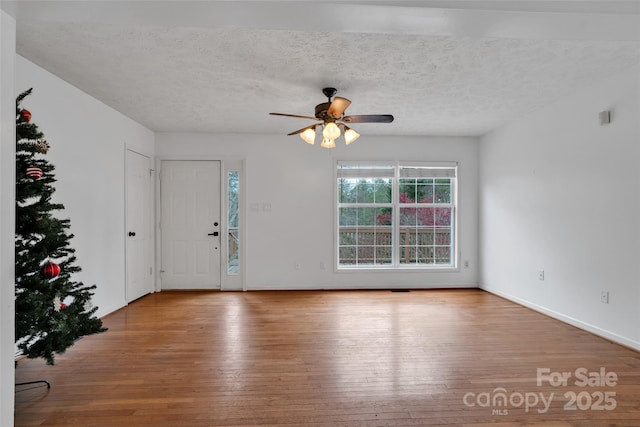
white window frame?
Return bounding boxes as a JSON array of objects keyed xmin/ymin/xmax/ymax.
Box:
[{"xmin": 336, "ymin": 161, "xmax": 458, "ymax": 271}]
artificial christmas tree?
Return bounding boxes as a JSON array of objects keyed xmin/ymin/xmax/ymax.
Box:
[{"xmin": 15, "ymin": 89, "xmax": 106, "ymax": 365}]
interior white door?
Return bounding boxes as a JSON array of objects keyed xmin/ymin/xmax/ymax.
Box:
[
  {"xmin": 125, "ymin": 149, "xmax": 153, "ymax": 302},
  {"xmin": 160, "ymin": 160, "xmax": 221, "ymax": 290}
]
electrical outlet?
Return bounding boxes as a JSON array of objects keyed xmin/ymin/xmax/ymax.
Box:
[
  {"xmin": 320, "ymin": 261, "xmax": 326, "ymax": 270},
  {"xmin": 464, "ymin": 260, "xmax": 469, "ymax": 268},
  {"xmin": 294, "ymin": 261, "xmax": 301, "ymax": 270},
  {"xmin": 600, "ymin": 291, "xmax": 609, "ymax": 304},
  {"xmin": 538, "ymin": 270, "xmax": 545, "ymax": 281}
]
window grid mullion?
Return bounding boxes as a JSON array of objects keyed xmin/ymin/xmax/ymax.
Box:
[{"xmin": 393, "ymin": 164, "xmax": 400, "ymax": 267}]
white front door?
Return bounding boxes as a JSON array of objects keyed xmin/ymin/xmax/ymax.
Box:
[
  {"xmin": 125, "ymin": 149, "xmax": 153, "ymax": 302},
  {"xmin": 160, "ymin": 160, "xmax": 221, "ymax": 290}
]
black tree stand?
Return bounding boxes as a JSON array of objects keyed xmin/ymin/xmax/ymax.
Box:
[{"xmin": 16, "ymin": 380, "xmax": 50, "ymax": 389}]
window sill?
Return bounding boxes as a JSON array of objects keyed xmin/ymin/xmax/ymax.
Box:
[{"xmin": 336, "ymin": 265, "xmax": 459, "ymax": 273}]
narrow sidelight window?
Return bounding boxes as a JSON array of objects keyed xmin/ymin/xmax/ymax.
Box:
[{"xmin": 227, "ymin": 171, "xmax": 240, "ymax": 274}]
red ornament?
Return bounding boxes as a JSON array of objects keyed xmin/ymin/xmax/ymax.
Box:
[
  {"xmin": 21, "ymin": 109, "xmax": 32, "ymax": 122},
  {"xmin": 26, "ymin": 166, "xmax": 43, "ymax": 179},
  {"xmin": 41, "ymin": 261, "xmax": 61, "ymax": 279},
  {"xmin": 60, "ymin": 303, "xmax": 67, "ymax": 310}
]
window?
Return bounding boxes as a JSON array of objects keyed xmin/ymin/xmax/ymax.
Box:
[
  {"xmin": 227, "ymin": 171, "xmax": 240, "ymax": 274},
  {"xmin": 337, "ymin": 161, "xmax": 457, "ymax": 269}
]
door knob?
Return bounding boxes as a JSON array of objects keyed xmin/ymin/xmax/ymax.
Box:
[
  {"xmin": 208, "ymin": 231, "xmax": 219, "ymax": 236},
  {"xmin": 128, "ymin": 231, "xmax": 136, "ymax": 237}
]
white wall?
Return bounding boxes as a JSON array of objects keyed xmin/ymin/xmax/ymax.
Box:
[
  {"xmin": 156, "ymin": 132, "xmax": 479, "ymax": 290},
  {"xmin": 479, "ymin": 64, "xmax": 640, "ymax": 350},
  {"xmin": 0, "ymin": 10, "xmax": 16, "ymax": 427},
  {"xmin": 15, "ymin": 56, "xmax": 155, "ymax": 317}
]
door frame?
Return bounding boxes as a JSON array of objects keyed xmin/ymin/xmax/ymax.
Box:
[
  {"xmin": 124, "ymin": 146, "xmax": 155, "ymax": 300},
  {"xmin": 155, "ymin": 155, "xmax": 245, "ymax": 291}
]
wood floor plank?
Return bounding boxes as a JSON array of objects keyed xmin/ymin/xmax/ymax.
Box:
[{"xmin": 15, "ymin": 289, "xmax": 640, "ymax": 426}]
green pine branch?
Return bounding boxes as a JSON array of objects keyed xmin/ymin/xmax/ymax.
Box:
[{"xmin": 15, "ymin": 89, "xmax": 106, "ymax": 365}]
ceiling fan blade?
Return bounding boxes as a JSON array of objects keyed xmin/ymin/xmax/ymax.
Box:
[
  {"xmin": 287, "ymin": 124, "xmax": 317, "ymax": 136},
  {"xmin": 342, "ymin": 114, "xmax": 394, "ymax": 123},
  {"xmin": 270, "ymin": 112, "xmax": 321, "ymax": 121},
  {"xmin": 327, "ymin": 97, "xmax": 351, "ymax": 118}
]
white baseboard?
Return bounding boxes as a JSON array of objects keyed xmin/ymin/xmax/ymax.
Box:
[
  {"xmin": 480, "ymin": 284, "xmax": 640, "ymax": 352},
  {"xmin": 244, "ymin": 283, "xmax": 479, "ymax": 291},
  {"xmin": 96, "ymin": 301, "xmax": 127, "ymax": 319}
]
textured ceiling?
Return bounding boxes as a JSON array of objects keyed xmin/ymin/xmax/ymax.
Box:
[{"xmin": 8, "ymin": 1, "xmax": 640, "ymax": 137}]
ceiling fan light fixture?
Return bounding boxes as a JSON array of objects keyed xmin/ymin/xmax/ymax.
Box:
[
  {"xmin": 343, "ymin": 126, "xmax": 360, "ymax": 145},
  {"xmin": 300, "ymin": 127, "xmax": 316, "ymax": 145},
  {"xmin": 270, "ymin": 87, "xmax": 393, "ymax": 149},
  {"xmin": 322, "ymin": 121, "xmax": 341, "ymax": 140},
  {"xmin": 320, "ymin": 137, "xmax": 336, "ymax": 149}
]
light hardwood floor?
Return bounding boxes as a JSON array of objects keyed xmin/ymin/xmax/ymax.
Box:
[{"xmin": 15, "ymin": 290, "xmax": 640, "ymax": 426}]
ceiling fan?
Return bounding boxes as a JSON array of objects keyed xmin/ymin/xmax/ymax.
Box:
[{"xmin": 270, "ymin": 87, "xmax": 394, "ymax": 148}]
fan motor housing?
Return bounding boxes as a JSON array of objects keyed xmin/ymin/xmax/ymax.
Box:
[{"xmin": 314, "ymin": 102, "xmax": 333, "ymax": 120}]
